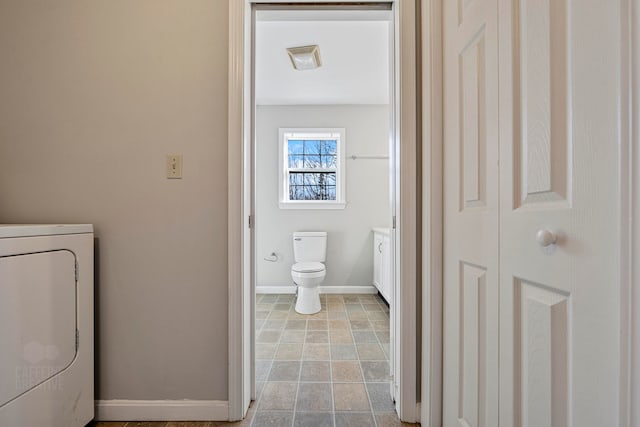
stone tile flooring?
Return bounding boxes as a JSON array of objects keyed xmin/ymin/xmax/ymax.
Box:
[
  {"xmin": 250, "ymin": 293, "xmax": 411, "ymax": 426},
  {"xmin": 89, "ymin": 294, "xmax": 417, "ymax": 427}
]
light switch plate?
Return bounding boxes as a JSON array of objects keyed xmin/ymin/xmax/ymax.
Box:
[{"xmin": 167, "ymin": 154, "xmax": 182, "ymax": 179}]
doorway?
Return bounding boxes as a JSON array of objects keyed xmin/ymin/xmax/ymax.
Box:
[
  {"xmin": 227, "ymin": 0, "xmax": 420, "ymax": 424},
  {"xmin": 252, "ymin": 5, "xmax": 397, "ymax": 425}
]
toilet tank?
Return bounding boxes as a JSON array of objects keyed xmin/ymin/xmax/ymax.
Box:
[{"xmin": 293, "ymin": 232, "xmax": 327, "ymax": 262}]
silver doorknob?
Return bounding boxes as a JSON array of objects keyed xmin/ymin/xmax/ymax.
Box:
[{"xmin": 536, "ymin": 229, "xmax": 557, "ymax": 247}]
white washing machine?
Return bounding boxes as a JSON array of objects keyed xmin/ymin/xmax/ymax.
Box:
[{"xmin": 0, "ymin": 224, "xmax": 94, "ymax": 427}]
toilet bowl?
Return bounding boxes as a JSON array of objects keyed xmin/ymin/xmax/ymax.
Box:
[
  {"xmin": 291, "ymin": 262, "xmax": 325, "ymax": 314},
  {"xmin": 291, "ymin": 232, "xmax": 327, "ymax": 314}
]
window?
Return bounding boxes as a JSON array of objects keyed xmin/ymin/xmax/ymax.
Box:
[{"xmin": 279, "ymin": 128, "xmax": 346, "ymax": 209}]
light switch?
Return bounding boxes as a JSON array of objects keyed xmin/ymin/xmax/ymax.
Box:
[{"xmin": 167, "ymin": 154, "xmax": 182, "ymax": 179}]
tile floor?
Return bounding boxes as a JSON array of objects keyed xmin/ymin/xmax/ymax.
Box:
[
  {"xmin": 89, "ymin": 294, "xmax": 416, "ymax": 427},
  {"xmin": 251, "ymin": 293, "xmax": 409, "ymax": 427}
]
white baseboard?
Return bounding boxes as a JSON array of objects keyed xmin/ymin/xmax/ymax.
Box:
[
  {"xmin": 256, "ymin": 285, "xmax": 296, "ymax": 294},
  {"xmin": 321, "ymin": 285, "xmax": 378, "ymax": 294},
  {"xmin": 95, "ymin": 399, "xmax": 229, "ymax": 421},
  {"xmin": 256, "ymin": 285, "xmax": 378, "ymax": 294}
]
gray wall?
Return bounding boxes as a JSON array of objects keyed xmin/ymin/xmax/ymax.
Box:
[
  {"xmin": 0, "ymin": 1, "xmax": 229, "ymax": 400},
  {"xmin": 256, "ymin": 105, "xmax": 391, "ymax": 288}
]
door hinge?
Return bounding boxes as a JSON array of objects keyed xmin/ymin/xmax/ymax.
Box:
[
  {"xmin": 75, "ymin": 260, "xmax": 79, "ymax": 282},
  {"xmin": 75, "ymin": 329, "xmax": 79, "ymax": 351},
  {"xmin": 392, "ymin": 216, "xmax": 397, "ymax": 229}
]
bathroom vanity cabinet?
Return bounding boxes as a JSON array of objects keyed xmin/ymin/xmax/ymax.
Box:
[{"xmin": 372, "ymin": 228, "xmax": 391, "ymax": 303}]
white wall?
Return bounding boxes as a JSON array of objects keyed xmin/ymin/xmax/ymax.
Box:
[
  {"xmin": 0, "ymin": 0, "xmax": 229, "ymax": 401},
  {"xmin": 256, "ymin": 105, "xmax": 391, "ymax": 289}
]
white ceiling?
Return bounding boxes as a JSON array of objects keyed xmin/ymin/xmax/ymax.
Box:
[{"xmin": 255, "ymin": 17, "xmax": 390, "ymax": 106}]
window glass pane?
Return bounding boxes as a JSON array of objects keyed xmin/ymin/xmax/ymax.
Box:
[
  {"xmin": 290, "ymin": 185, "xmax": 304, "ymax": 200},
  {"xmin": 287, "ymin": 139, "xmax": 338, "ymax": 170},
  {"xmin": 326, "ymin": 173, "xmax": 336, "ymax": 185},
  {"xmin": 287, "ymin": 173, "xmax": 336, "ymax": 201},
  {"xmin": 289, "ymin": 172, "xmax": 303, "ymax": 185},
  {"xmin": 287, "ymin": 140, "xmax": 304, "ymax": 155},
  {"xmin": 318, "ymin": 173, "xmax": 329, "ymax": 186},
  {"xmin": 304, "ymin": 140, "xmax": 321, "ymax": 155},
  {"xmin": 320, "ymin": 141, "xmax": 336, "ymax": 169},
  {"xmin": 321, "ymin": 154, "xmax": 336, "ymax": 168},
  {"xmin": 303, "ymin": 155, "xmax": 321, "ymax": 169},
  {"xmin": 326, "ymin": 186, "xmax": 336, "ymax": 200},
  {"xmin": 322, "ymin": 140, "xmax": 337, "ymax": 156},
  {"xmin": 304, "ymin": 173, "xmax": 316, "ymax": 185},
  {"xmin": 288, "ymin": 155, "xmax": 304, "ymax": 168},
  {"xmin": 302, "ymin": 186, "xmax": 317, "ymax": 200}
]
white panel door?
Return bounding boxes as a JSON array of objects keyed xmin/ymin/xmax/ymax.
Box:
[
  {"xmin": 442, "ymin": 0, "xmax": 500, "ymax": 424},
  {"xmin": 497, "ymin": 0, "xmax": 623, "ymax": 425},
  {"xmin": 444, "ymin": 0, "xmax": 625, "ymax": 425}
]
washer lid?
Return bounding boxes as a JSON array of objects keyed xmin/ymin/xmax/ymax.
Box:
[
  {"xmin": 292, "ymin": 262, "xmax": 325, "ymax": 273},
  {"xmin": 0, "ymin": 224, "xmax": 93, "ymax": 239}
]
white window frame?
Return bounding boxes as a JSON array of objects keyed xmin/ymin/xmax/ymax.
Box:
[{"xmin": 278, "ymin": 127, "xmax": 347, "ymax": 209}]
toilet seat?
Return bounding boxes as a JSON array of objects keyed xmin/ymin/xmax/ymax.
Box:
[{"xmin": 291, "ymin": 262, "xmax": 325, "ymax": 273}]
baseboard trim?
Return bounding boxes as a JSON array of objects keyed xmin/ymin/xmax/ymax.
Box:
[
  {"xmin": 95, "ymin": 399, "xmax": 229, "ymax": 421},
  {"xmin": 256, "ymin": 285, "xmax": 378, "ymax": 295}
]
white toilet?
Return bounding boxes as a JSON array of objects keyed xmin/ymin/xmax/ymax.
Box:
[{"xmin": 291, "ymin": 231, "xmax": 327, "ymax": 314}]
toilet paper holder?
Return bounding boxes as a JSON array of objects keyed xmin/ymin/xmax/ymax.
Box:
[{"xmin": 264, "ymin": 252, "xmax": 278, "ymax": 262}]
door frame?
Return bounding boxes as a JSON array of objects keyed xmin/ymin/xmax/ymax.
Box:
[
  {"xmin": 230, "ymin": 0, "xmax": 639, "ymax": 424},
  {"xmin": 617, "ymin": 0, "xmax": 638, "ymax": 424},
  {"xmin": 420, "ymin": 0, "xmax": 443, "ymax": 426},
  {"xmin": 227, "ymin": 0, "xmax": 424, "ymax": 422},
  {"xmin": 629, "ymin": 0, "xmax": 639, "ymax": 424},
  {"xmin": 228, "ymin": 1, "xmax": 252, "ymax": 421}
]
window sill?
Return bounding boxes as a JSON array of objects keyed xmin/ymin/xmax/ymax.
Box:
[{"xmin": 279, "ymin": 201, "xmax": 347, "ymax": 210}]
